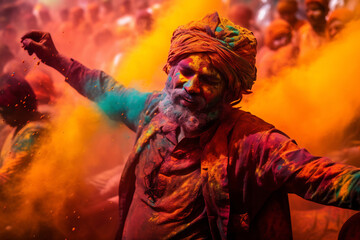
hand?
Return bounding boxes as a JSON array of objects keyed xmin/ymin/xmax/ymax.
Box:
[{"xmin": 21, "ymin": 31, "xmax": 59, "ymax": 66}]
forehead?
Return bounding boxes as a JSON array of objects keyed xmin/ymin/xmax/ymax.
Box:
[{"xmin": 177, "ymin": 54, "xmax": 220, "ymax": 74}]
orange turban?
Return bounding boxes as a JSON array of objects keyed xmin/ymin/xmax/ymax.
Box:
[
  {"xmin": 305, "ymin": 0, "xmax": 329, "ymax": 11},
  {"xmin": 328, "ymin": 8, "xmax": 353, "ymax": 25},
  {"xmin": 164, "ymin": 12, "xmax": 257, "ymax": 104},
  {"xmin": 277, "ymin": 0, "xmax": 298, "ymax": 13},
  {"xmin": 265, "ymin": 19, "xmax": 292, "ymax": 49}
]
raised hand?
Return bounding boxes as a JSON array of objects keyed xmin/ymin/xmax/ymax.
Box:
[{"xmin": 21, "ymin": 31, "xmax": 58, "ymax": 66}]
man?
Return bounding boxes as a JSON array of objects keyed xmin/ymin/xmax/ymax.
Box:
[
  {"xmin": 21, "ymin": 12, "xmax": 360, "ymax": 239},
  {"xmin": 0, "ymin": 74, "xmax": 58, "ymax": 239},
  {"xmin": 0, "ymin": 74, "xmax": 48, "ymax": 186},
  {"xmin": 298, "ymin": 0, "xmax": 329, "ymax": 57},
  {"xmin": 257, "ymin": 19, "xmax": 298, "ymax": 79}
]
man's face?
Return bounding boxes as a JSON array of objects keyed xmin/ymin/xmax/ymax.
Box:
[
  {"xmin": 306, "ymin": 2, "xmax": 327, "ymax": 27},
  {"xmin": 328, "ymin": 19, "xmax": 345, "ymax": 40},
  {"xmin": 165, "ymin": 53, "xmax": 225, "ymax": 113}
]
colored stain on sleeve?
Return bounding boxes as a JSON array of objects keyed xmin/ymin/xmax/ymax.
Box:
[
  {"xmin": 215, "ymin": 26, "xmax": 223, "ymax": 33},
  {"xmin": 97, "ymin": 90, "xmax": 150, "ymax": 125},
  {"xmin": 336, "ymin": 171, "xmax": 360, "ymax": 201}
]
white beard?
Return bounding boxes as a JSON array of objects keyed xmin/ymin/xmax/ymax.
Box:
[{"xmin": 159, "ymin": 89, "xmax": 220, "ymax": 133}]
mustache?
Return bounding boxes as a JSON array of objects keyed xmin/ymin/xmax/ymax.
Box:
[
  {"xmin": 159, "ymin": 92, "xmax": 209, "ymax": 133},
  {"xmin": 166, "ymin": 88, "xmax": 206, "ymax": 107}
]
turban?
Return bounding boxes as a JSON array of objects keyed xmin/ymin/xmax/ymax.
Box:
[
  {"xmin": 277, "ymin": 0, "xmax": 298, "ymax": 13},
  {"xmin": 305, "ymin": 0, "xmax": 329, "ymax": 11},
  {"xmin": 164, "ymin": 12, "xmax": 257, "ymax": 104},
  {"xmin": 265, "ymin": 19, "xmax": 292, "ymax": 49},
  {"xmin": 328, "ymin": 8, "xmax": 353, "ymax": 25}
]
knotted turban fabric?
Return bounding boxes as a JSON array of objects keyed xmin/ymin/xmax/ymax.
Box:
[{"xmin": 163, "ymin": 12, "xmax": 257, "ymax": 105}]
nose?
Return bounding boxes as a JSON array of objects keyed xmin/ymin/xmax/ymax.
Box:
[{"xmin": 183, "ymin": 75, "xmax": 201, "ymax": 94}]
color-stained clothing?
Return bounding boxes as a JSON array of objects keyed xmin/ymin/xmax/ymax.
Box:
[
  {"xmin": 65, "ymin": 59, "xmax": 360, "ymax": 240},
  {"xmin": 123, "ymin": 121, "xmax": 212, "ymax": 239},
  {"xmin": 0, "ymin": 121, "xmax": 48, "ymax": 185}
]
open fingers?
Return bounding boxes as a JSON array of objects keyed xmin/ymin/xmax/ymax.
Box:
[{"xmin": 21, "ymin": 31, "xmax": 46, "ymax": 42}]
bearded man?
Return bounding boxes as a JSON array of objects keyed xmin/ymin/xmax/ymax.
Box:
[
  {"xmin": 298, "ymin": 0, "xmax": 329, "ymax": 57},
  {"xmin": 21, "ymin": 12, "xmax": 360, "ymax": 240}
]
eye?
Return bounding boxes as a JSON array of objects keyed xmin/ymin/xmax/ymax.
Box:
[
  {"xmin": 199, "ymin": 75, "xmax": 221, "ymax": 86},
  {"xmin": 180, "ymin": 67, "xmax": 195, "ymax": 77}
]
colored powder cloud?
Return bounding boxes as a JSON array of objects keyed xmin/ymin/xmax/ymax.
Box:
[
  {"xmin": 114, "ymin": 0, "xmax": 225, "ymax": 91},
  {"xmin": 243, "ymin": 19, "xmax": 360, "ymax": 155}
]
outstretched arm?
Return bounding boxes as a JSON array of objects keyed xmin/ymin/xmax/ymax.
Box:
[
  {"xmin": 21, "ymin": 31, "xmax": 151, "ymax": 131},
  {"xmin": 250, "ymin": 129, "xmax": 360, "ymax": 210}
]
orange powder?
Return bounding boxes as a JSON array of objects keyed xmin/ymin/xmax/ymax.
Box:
[{"xmin": 243, "ymin": 19, "xmax": 360, "ymax": 154}]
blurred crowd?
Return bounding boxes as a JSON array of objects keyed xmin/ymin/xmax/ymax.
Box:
[
  {"xmin": 1, "ymin": 0, "xmax": 360, "ymax": 239},
  {"xmin": 227, "ymin": 0, "xmax": 360, "ymax": 79}
]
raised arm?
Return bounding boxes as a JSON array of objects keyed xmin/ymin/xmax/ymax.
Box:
[{"xmin": 21, "ymin": 31, "xmax": 151, "ymax": 131}]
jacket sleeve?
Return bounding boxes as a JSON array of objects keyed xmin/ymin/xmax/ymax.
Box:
[
  {"xmin": 65, "ymin": 59, "xmax": 152, "ymax": 132},
  {"xmin": 250, "ymin": 129, "xmax": 360, "ymax": 210}
]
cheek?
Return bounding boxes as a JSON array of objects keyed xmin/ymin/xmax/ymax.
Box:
[
  {"xmin": 166, "ymin": 72, "xmax": 181, "ymax": 89},
  {"xmin": 202, "ymin": 86, "xmax": 223, "ymax": 103}
]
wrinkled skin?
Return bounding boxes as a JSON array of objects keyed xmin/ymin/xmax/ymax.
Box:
[
  {"xmin": 165, "ymin": 53, "xmax": 225, "ymax": 113},
  {"xmin": 160, "ymin": 53, "xmax": 226, "ymax": 137}
]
